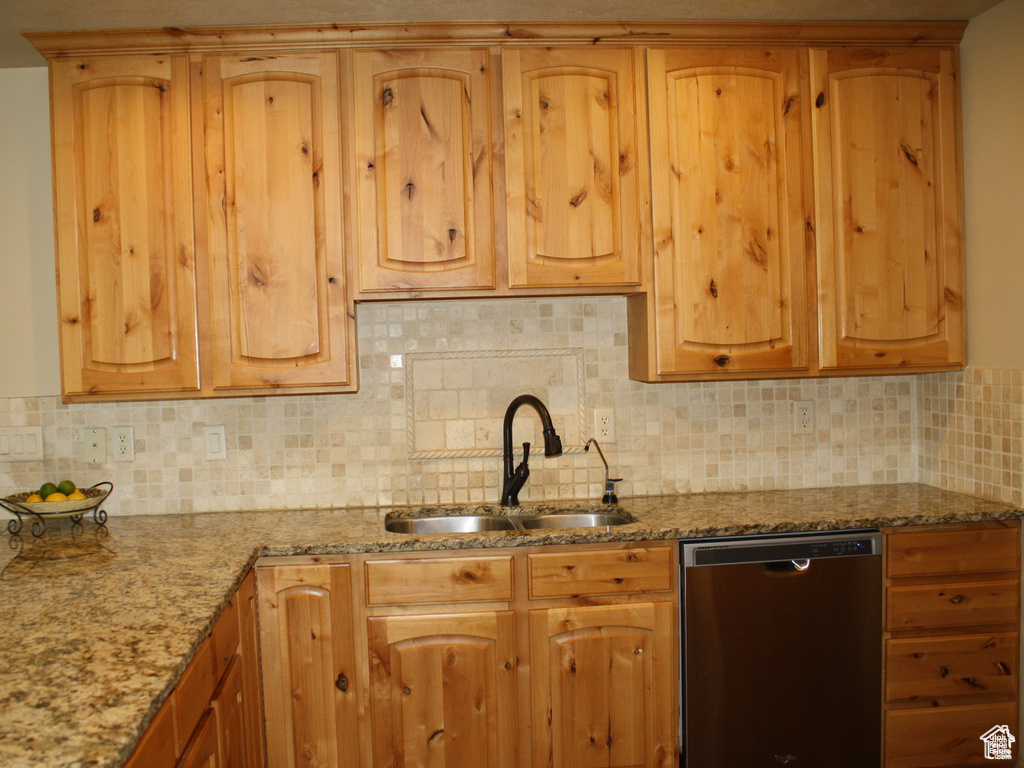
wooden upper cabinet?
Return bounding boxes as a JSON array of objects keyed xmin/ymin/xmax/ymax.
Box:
[
  {"xmin": 202, "ymin": 52, "xmax": 354, "ymax": 391},
  {"xmin": 810, "ymin": 47, "xmax": 964, "ymax": 371},
  {"xmin": 351, "ymin": 49, "xmax": 495, "ymax": 293},
  {"xmin": 50, "ymin": 55, "xmax": 200, "ymax": 399},
  {"xmin": 502, "ymin": 47, "xmax": 644, "ymax": 288},
  {"xmin": 646, "ymin": 47, "xmax": 810, "ymax": 376}
]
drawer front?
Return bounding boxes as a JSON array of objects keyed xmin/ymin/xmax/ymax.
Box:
[
  {"xmin": 885, "ymin": 701, "xmax": 1018, "ymax": 767},
  {"xmin": 886, "ymin": 524, "xmax": 1020, "ymax": 579},
  {"xmin": 528, "ymin": 546, "xmax": 673, "ymax": 598},
  {"xmin": 365, "ymin": 556, "xmax": 514, "ymax": 605},
  {"xmin": 886, "ymin": 633, "xmax": 1019, "ymax": 702},
  {"xmin": 887, "ymin": 580, "xmax": 1020, "ymax": 630}
]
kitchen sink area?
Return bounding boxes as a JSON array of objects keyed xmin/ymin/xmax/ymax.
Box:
[{"xmin": 383, "ymin": 507, "xmax": 634, "ymax": 534}]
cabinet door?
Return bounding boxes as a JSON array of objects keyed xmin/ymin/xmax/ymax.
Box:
[
  {"xmin": 212, "ymin": 656, "xmax": 246, "ymax": 768},
  {"xmin": 646, "ymin": 47, "xmax": 810, "ymax": 375},
  {"xmin": 50, "ymin": 55, "xmax": 200, "ymax": 398},
  {"xmin": 811, "ymin": 47, "xmax": 963, "ymax": 370},
  {"xmin": 367, "ymin": 611, "xmax": 518, "ymax": 768},
  {"xmin": 503, "ymin": 47, "xmax": 644, "ymax": 288},
  {"xmin": 257, "ymin": 563, "xmax": 361, "ymax": 768},
  {"xmin": 235, "ymin": 570, "xmax": 266, "ymax": 768},
  {"xmin": 203, "ymin": 52, "xmax": 354, "ymax": 391},
  {"xmin": 177, "ymin": 708, "xmax": 221, "ymax": 768},
  {"xmin": 352, "ymin": 49, "xmax": 495, "ymax": 292},
  {"xmin": 530, "ymin": 602, "xmax": 676, "ymax": 768}
]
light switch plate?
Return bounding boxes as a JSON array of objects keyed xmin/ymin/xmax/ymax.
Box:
[
  {"xmin": 0, "ymin": 427, "xmax": 44, "ymax": 462},
  {"xmin": 203, "ymin": 425, "xmax": 227, "ymax": 461}
]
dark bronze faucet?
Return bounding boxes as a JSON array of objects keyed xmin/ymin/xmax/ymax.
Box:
[{"xmin": 500, "ymin": 394, "xmax": 563, "ymax": 506}]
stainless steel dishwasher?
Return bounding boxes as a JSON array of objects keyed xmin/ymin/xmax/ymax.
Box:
[{"xmin": 681, "ymin": 530, "xmax": 882, "ymax": 767}]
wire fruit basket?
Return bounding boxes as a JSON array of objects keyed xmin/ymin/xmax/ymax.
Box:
[{"xmin": 1, "ymin": 482, "xmax": 112, "ymax": 537}]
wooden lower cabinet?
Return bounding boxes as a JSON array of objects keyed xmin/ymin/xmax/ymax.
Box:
[
  {"xmin": 883, "ymin": 521, "xmax": 1021, "ymax": 767},
  {"xmin": 529, "ymin": 602, "xmax": 676, "ymax": 768},
  {"xmin": 256, "ymin": 541, "xmax": 678, "ymax": 768},
  {"xmin": 368, "ymin": 611, "xmax": 519, "ymax": 768},
  {"xmin": 125, "ymin": 569, "xmax": 264, "ymax": 768},
  {"xmin": 257, "ymin": 561, "xmax": 361, "ymax": 768}
]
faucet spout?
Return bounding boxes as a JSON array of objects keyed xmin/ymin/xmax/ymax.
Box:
[{"xmin": 501, "ymin": 395, "xmax": 563, "ymax": 506}]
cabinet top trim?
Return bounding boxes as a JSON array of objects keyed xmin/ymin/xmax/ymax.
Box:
[{"xmin": 24, "ymin": 20, "xmax": 967, "ymax": 58}]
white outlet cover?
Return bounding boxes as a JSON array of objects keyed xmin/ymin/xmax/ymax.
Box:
[
  {"xmin": 204, "ymin": 425, "xmax": 227, "ymax": 461},
  {"xmin": 111, "ymin": 426, "xmax": 135, "ymax": 462},
  {"xmin": 83, "ymin": 427, "xmax": 107, "ymax": 464}
]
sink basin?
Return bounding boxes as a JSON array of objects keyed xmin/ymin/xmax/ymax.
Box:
[
  {"xmin": 518, "ymin": 512, "xmax": 631, "ymax": 529},
  {"xmin": 384, "ymin": 515, "xmax": 518, "ymax": 534}
]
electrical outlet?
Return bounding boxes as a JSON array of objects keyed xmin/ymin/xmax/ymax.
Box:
[
  {"xmin": 794, "ymin": 401, "xmax": 814, "ymax": 435},
  {"xmin": 111, "ymin": 426, "xmax": 135, "ymax": 462},
  {"xmin": 592, "ymin": 409, "xmax": 616, "ymax": 443},
  {"xmin": 83, "ymin": 427, "xmax": 107, "ymax": 464}
]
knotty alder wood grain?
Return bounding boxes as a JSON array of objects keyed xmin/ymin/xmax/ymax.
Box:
[
  {"xmin": 50, "ymin": 55, "xmax": 201, "ymax": 397},
  {"xmin": 529, "ymin": 602, "xmax": 676, "ymax": 768},
  {"xmin": 882, "ymin": 521, "xmax": 1020, "ymax": 767},
  {"xmin": 257, "ymin": 562, "xmax": 361, "ymax": 768},
  {"xmin": 202, "ymin": 52, "xmax": 354, "ymax": 391},
  {"xmin": 368, "ymin": 611, "xmax": 518, "ymax": 768},
  {"xmin": 352, "ymin": 48, "xmax": 496, "ymax": 292},
  {"xmin": 811, "ymin": 47, "xmax": 964, "ymax": 371},
  {"xmin": 503, "ymin": 47, "xmax": 644, "ymax": 288},
  {"xmin": 645, "ymin": 46, "xmax": 810, "ymax": 376}
]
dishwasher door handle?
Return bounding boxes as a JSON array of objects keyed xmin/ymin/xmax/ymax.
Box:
[{"xmin": 762, "ymin": 559, "xmax": 812, "ymax": 575}]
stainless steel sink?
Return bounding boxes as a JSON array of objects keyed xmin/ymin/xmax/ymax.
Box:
[
  {"xmin": 384, "ymin": 514, "xmax": 518, "ymax": 534},
  {"xmin": 384, "ymin": 509, "xmax": 632, "ymax": 534},
  {"xmin": 518, "ymin": 512, "xmax": 630, "ymax": 529}
]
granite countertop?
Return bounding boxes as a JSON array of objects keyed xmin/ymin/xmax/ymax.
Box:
[{"xmin": 0, "ymin": 483, "xmax": 1019, "ymax": 768}]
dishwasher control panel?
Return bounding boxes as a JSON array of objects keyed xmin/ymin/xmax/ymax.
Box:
[{"xmin": 683, "ymin": 530, "xmax": 881, "ymax": 567}]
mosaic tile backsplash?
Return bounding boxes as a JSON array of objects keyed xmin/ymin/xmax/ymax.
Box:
[{"xmin": 0, "ymin": 297, "xmax": 1015, "ymax": 515}]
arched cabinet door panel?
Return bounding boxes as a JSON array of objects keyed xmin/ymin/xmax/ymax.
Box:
[
  {"xmin": 647, "ymin": 47, "xmax": 811, "ymax": 376},
  {"xmin": 503, "ymin": 47, "xmax": 644, "ymax": 288},
  {"xmin": 256, "ymin": 562, "xmax": 361, "ymax": 768},
  {"xmin": 367, "ymin": 610, "xmax": 519, "ymax": 768},
  {"xmin": 352, "ymin": 48, "xmax": 496, "ymax": 293},
  {"xmin": 530, "ymin": 602, "xmax": 676, "ymax": 768},
  {"xmin": 811, "ymin": 47, "xmax": 964, "ymax": 371},
  {"xmin": 203, "ymin": 52, "xmax": 355, "ymax": 391},
  {"xmin": 50, "ymin": 55, "xmax": 200, "ymax": 398}
]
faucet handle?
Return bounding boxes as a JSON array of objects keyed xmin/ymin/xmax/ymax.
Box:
[{"xmin": 520, "ymin": 442, "xmax": 531, "ymax": 464}]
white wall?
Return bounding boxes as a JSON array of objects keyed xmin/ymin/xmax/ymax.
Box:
[
  {"xmin": 0, "ymin": 67, "xmax": 60, "ymax": 397},
  {"xmin": 961, "ymin": 0, "xmax": 1024, "ymax": 368}
]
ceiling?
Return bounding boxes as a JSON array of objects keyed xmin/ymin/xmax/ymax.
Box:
[{"xmin": 1, "ymin": 0, "xmax": 1004, "ymax": 69}]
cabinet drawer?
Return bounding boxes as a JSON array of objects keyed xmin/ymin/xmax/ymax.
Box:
[
  {"xmin": 885, "ymin": 701, "xmax": 1018, "ymax": 767},
  {"xmin": 528, "ymin": 546, "xmax": 673, "ymax": 598},
  {"xmin": 887, "ymin": 580, "xmax": 1020, "ymax": 630},
  {"xmin": 365, "ymin": 556, "xmax": 514, "ymax": 605},
  {"xmin": 886, "ymin": 633, "xmax": 1019, "ymax": 702},
  {"xmin": 886, "ymin": 524, "xmax": 1020, "ymax": 578}
]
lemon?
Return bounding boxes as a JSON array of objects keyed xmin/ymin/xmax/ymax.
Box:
[
  {"xmin": 39, "ymin": 482, "xmax": 57, "ymax": 498},
  {"xmin": 67, "ymin": 490, "xmax": 86, "ymax": 500},
  {"xmin": 44, "ymin": 492, "xmax": 68, "ymax": 502},
  {"xmin": 24, "ymin": 493, "xmax": 43, "ymax": 503},
  {"xmin": 57, "ymin": 479, "xmax": 76, "ymax": 496}
]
